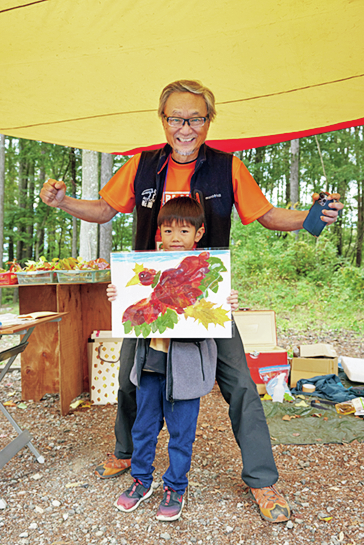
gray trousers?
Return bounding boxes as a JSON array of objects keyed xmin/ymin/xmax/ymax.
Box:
[{"xmin": 114, "ymin": 321, "xmax": 278, "ymax": 488}]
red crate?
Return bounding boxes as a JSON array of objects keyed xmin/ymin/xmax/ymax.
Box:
[
  {"xmin": 233, "ymin": 309, "xmax": 288, "ymax": 394},
  {"xmin": 0, "ymin": 271, "xmax": 18, "ymax": 285}
]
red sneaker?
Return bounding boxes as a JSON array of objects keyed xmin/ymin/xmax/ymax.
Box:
[
  {"xmin": 156, "ymin": 486, "xmax": 184, "ymax": 522},
  {"xmin": 114, "ymin": 478, "xmax": 153, "ymax": 512}
]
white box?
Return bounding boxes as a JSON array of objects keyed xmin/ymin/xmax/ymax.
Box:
[{"xmin": 341, "ymin": 356, "xmax": 364, "ymax": 383}]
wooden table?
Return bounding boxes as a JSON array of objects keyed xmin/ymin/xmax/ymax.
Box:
[
  {"xmin": 2, "ymin": 283, "xmax": 111, "ymax": 415},
  {"xmin": 0, "ymin": 314, "xmax": 66, "ymax": 472}
]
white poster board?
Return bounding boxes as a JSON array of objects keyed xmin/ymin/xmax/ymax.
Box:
[{"xmin": 110, "ymin": 249, "xmax": 231, "ymax": 339}]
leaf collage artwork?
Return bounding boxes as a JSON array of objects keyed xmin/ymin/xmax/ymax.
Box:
[{"xmin": 110, "ymin": 250, "xmax": 231, "ymax": 339}]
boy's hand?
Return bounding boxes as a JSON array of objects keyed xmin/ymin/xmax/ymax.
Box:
[
  {"xmin": 227, "ymin": 289, "xmax": 239, "ymax": 311},
  {"xmin": 106, "ymin": 283, "xmax": 118, "ymax": 302}
]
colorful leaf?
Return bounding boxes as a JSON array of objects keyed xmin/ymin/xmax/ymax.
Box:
[
  {"xmin": 140, "ymin": 322, "xmax": 151, "ymax": 338},
  {"xmin": 197, "ymin": 256, "xmax": 226, "ymax": 298},
  {"xmin": 126, "ymin": 263, "xmax": 146, "ymax": 287},
  {"xmin": 123, "ymin": 320, "xmax": 132, "ymax": 334},
  {"xmin": 151, "ymin": 270, "xmax": 161, "ymax": 288},
  {"xmin": 184, "ymin": 299, "xmax": 230, "ymax": 330}
]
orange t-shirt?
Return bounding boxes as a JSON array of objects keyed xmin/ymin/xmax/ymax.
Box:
[{"xmin": 99, "ymin": 153, "xmax": 273, "ymax": 225}]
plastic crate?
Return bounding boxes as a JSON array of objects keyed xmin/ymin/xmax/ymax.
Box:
[
  {"xmin": 16, "ymin": 270, "xmax": 57, "ymax": 284},
  {"xmin": 56, "ymin": 269, "xmax": 111, "ymax": 284},
  {"xmin": 0, "ymin": 271, "xmax": 18, "ymax": 285}
]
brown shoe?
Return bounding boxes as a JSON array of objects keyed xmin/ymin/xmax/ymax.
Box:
[
  {"xmin": 249, "ymin": 485, "xmax": 290, "ymax": 523},
  {"xmin": 95, "ymin": 454, "xmax": 131, "ymax": 479}
]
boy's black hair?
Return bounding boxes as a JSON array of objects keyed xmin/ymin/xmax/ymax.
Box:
[{"xmin": 157, "ymin": 196, "xmax": 205, "ymax": 230}]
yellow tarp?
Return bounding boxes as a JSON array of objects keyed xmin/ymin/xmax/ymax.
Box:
[{"xmin": 1, "ymin": 0, "xmax": 363, "ymax": 153}]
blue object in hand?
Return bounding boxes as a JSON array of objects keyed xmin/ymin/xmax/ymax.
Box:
[{"xmin": 303, "ymin": 192, "xmax": 337, "ymax": 237}]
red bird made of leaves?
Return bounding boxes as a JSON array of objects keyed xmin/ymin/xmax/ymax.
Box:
[{"xmin": 122, "ymin": 252, "xmax": 210, "ymax": 326}]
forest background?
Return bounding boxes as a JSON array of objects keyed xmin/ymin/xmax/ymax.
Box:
[{"xmin": 0, "ymin": 127, "xmax": 364, "ymax": 340}]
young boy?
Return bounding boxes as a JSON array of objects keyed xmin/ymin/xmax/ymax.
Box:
[{"xmin": 108, "ymin": 197, "xmax": 238, "ymax": 522}]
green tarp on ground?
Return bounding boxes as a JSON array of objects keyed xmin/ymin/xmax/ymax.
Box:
[
  {"xmin": 263, "ymin": 401, "xmax": 364, "ymax": 445},
  {"xmin": 263, "ymin": 371, "xmax": 364, "ymax": 445}
]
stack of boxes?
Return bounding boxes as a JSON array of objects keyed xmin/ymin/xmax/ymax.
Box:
[
  {"xmin": 233, "ymin": 310, "xmax": 287, "ymax": 394},
  {"xmin": 234, "ymin": 310, "xmax": 339, "ymax": 392},
  {"xmin": 290, "ymin": 343, "xmax": 338, "ymax": 387}
]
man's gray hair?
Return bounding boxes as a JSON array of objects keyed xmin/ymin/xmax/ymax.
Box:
[{"xmin": 158, "ymin": 80, "xmax": 217, "ymax": 122}]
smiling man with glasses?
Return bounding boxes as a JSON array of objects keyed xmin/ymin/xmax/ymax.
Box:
[
  {"xmin": 40, "ymin": 79, "xmax": 343, "ymax": 524},
  {"xmin": 159, "ymin": 84, "xmax": 213, "ymax": 164},
  {"xmin": 160, "ymin": 91, "xmax": 211, "ymax": 164}
]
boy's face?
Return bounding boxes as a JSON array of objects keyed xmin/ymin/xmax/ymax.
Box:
[{"xmin": 160, "ymin": 220, "xmax": 204, "ymax": 251}]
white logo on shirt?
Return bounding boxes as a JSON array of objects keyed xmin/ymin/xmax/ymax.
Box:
[
  {"xmin": 163, "ymin": 191, "xmax": 190, "ymax": 204},
  {"xmin": 205, "ymin": 193, "xmax": 222, "ymax": 200},
  {"xmin": 141, "ymin": 188, "xmax": 157, "ymax": 208}
]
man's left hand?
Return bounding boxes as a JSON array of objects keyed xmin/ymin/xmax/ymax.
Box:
[{"xmin": 312, "ymin": 193, "xmax": 344, "ymax": 225}]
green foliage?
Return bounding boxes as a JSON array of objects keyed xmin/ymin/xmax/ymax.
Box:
[
  {"xmin": 2, "ymin": 139, "xmax": 135, "ymax": 263},
  {"xmin": 230, "ymin": 218, "xmax": 364, "ymax": 334},
  {"xmin": 112, "ymin": 213, "xmax": 134, "ymax": 251},
  {"xmin": 124, "ymin": 307, "xmax": 179, "ymax": 338},
  {"xmin": 231, "ymin": 220, "xmax": 343, "ymax": 283},
  {"xmin": 2, "ymin": 139, "xmax": 84, "ymax": 264},
  {"xmin": 198, "ymin": 256, "xmax": 227, "ymax": 297},
  {"xmin": 340, "ymin": 265, "xmax": 364, "ymax": 293}
]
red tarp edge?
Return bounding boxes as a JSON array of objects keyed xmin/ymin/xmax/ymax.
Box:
[{"xmin": 114, "ymin": 117, "xmax": 364, "ymax": 156}]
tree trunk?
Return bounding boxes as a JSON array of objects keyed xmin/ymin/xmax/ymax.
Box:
[
  {"xmin": 357, "ymin": 183, "xmax": 363, "ymax": 267},
  {"xmin": 99, "ymin": 153, "xmax": 113, "ymax": 261},
  {"xmin": 283, "ymin": 141, "xmax": 291, "ymax": 205},
  {"xmin": 254, "ymin": 146, "xmax": 266, "ymax": 186},
  {"xmin": 354, "ymin": 127, "xmax": 364, "ymax": 266},
  {"xmin": 0, "ymin": 135, "xmax": 5, "ymax": 306},
  {"xmin": 290, "ymin": 139, "xmax": 299, "ymax": 207},
  {"xmin": 25, "ymin": 162, "xmax": 35, "ymax": 260},
  {"xmin": 8, "ymin": 240, "xmax": 14, "ymax": 262},
  {"xmin": 35, "ymin": 149, "xmax": 46, "ymax": 260},
  {"xmin": 289, "ymin": 139, "xmax": 300, "ymax": 237},
  {"xmin": 70, "ymin": 148, "xmax": 78, "ymax": 258},
  {"xmin": 17, "ymin": 140, "xmax": 28, "ymax": 263},
  {"xmin": 0, "ymin": 135, "xmax": 5, "ymax": 269},
  {"xmin": 79, "ymin": 150, "xmax": 99, "ymax": 261}
]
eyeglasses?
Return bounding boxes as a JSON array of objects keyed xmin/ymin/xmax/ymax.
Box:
[{"xmin": 163, "ymin": 115, "xmax": 209, "ymax": 128}]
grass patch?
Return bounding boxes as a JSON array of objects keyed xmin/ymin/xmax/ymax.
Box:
[
  {"xmin": 230, "ymin": 219, "xmax": 364, "ymax": 335},
  {"xmin": 232, "ymin": 275, "xmax": 364, "ymax": 334}
]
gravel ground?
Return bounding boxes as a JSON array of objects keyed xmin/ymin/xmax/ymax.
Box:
[{"xmin": 1, "ymin": 328, "xmax": 364, "ymax": 545}]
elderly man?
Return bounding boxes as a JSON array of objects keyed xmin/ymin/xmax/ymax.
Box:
[{"xmin": 40, "ymin": 80, "xmax": 343, "ymax": 523}]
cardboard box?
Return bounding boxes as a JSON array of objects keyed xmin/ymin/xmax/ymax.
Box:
[
  {"xmin": 88, "ymin": 331, "xmax": 123, "ymax": 405},
  {"xmin": 233, "ymin": 310, "xmax": 287, "ymax": 395},
  {"xmin": 290, "ymin": 343, "xmax": 338, "ymax": 387}
]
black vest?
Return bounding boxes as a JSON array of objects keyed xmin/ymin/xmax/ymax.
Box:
[{"xmin": 133, "ymin": 144, "xmax": 234, "ymax": 250}]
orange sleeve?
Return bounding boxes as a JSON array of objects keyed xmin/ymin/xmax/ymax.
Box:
[
  {"xmin": 232, "ymin": 155, "xmax": 273, "ymax": 225},
  {"xmin": 99, "ymin": 154, "xmax": 141, "ymax": 213}
]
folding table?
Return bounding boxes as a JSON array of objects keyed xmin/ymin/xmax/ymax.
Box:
[{"xmin": 0, "ymin": 313, "xmax": 66, "ymax": 472}]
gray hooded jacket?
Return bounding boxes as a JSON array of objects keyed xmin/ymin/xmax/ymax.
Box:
[{"xmin": 130, "ymin": 338, "xmax": 217, "ymax": 402}]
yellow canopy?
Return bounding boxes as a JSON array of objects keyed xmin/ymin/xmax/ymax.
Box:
[{"xmin": 1, "ymin": 0, "xmax": 363, "ymax": 153}]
